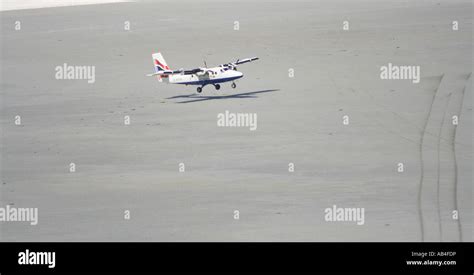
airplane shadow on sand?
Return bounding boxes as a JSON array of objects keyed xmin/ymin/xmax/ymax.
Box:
[{"xmin": 166, "ymin": 89, "xmax": 279, "ymax": 104}]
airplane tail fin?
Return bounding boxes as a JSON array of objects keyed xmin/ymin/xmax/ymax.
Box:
[{"xmin": 152, "ymin": 52, "xmax": 171, "ymax": 83}]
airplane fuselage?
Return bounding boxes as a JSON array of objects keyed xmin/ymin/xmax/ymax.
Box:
[{"xmin": 168, "ymin": 67, "xmax": 243, "ymax": 86}]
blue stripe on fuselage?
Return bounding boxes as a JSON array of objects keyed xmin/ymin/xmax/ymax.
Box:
[{"xmin": 176, "ymin": 75, "xmax": 242, "ymax": 86}]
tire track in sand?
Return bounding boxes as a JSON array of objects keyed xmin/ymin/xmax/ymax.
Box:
[
  {"xmin": 417, "ymin": 74, "xmax": 443, "ymax": 242},
  {"xmin": 420, "ymin": 73, "xmax": 469, "ymax": 242}
]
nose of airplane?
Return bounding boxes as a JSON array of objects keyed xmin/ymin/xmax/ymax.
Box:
[{"xmin": 235, "ymin": 70, "xmax": 243, "ymax": 78}]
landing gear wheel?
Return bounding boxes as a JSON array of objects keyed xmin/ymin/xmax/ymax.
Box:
[
  {"xmin": 215, "ymin": 84, "xmax": 221, "ymax": 90},
  {"xmin": 231, "ymin": 82, "xmax": 237, "ymax": 89},
  {"xmin": 197, "ymin": 87, "xmax": 202, "ymax": 93}
]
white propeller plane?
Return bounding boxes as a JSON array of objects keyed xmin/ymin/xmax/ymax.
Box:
[{"xmin": 147, "ymin": 52, "xmax": 259, "ymax": 93}]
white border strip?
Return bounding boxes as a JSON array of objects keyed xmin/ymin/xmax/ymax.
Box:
[{"xmin": 0, "ymin": 0, "xmax": 132, "ymax": 12}]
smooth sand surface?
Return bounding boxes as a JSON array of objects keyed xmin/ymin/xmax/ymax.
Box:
[{"xmin": 0, "ymin": 0, "xmax": 472, "ymax": 241}]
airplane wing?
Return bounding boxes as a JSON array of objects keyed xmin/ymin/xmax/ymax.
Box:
[
  {"xmin": 235, "ymin": 57, "xmax": 259, "ymax": 65},
  {"xmin": 146, "ymin": 68, "xmax": 207, "ymax": 77},
  {"xmin": 220, "ymin": 57, "xmax": 259, "ymax": 68}
]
